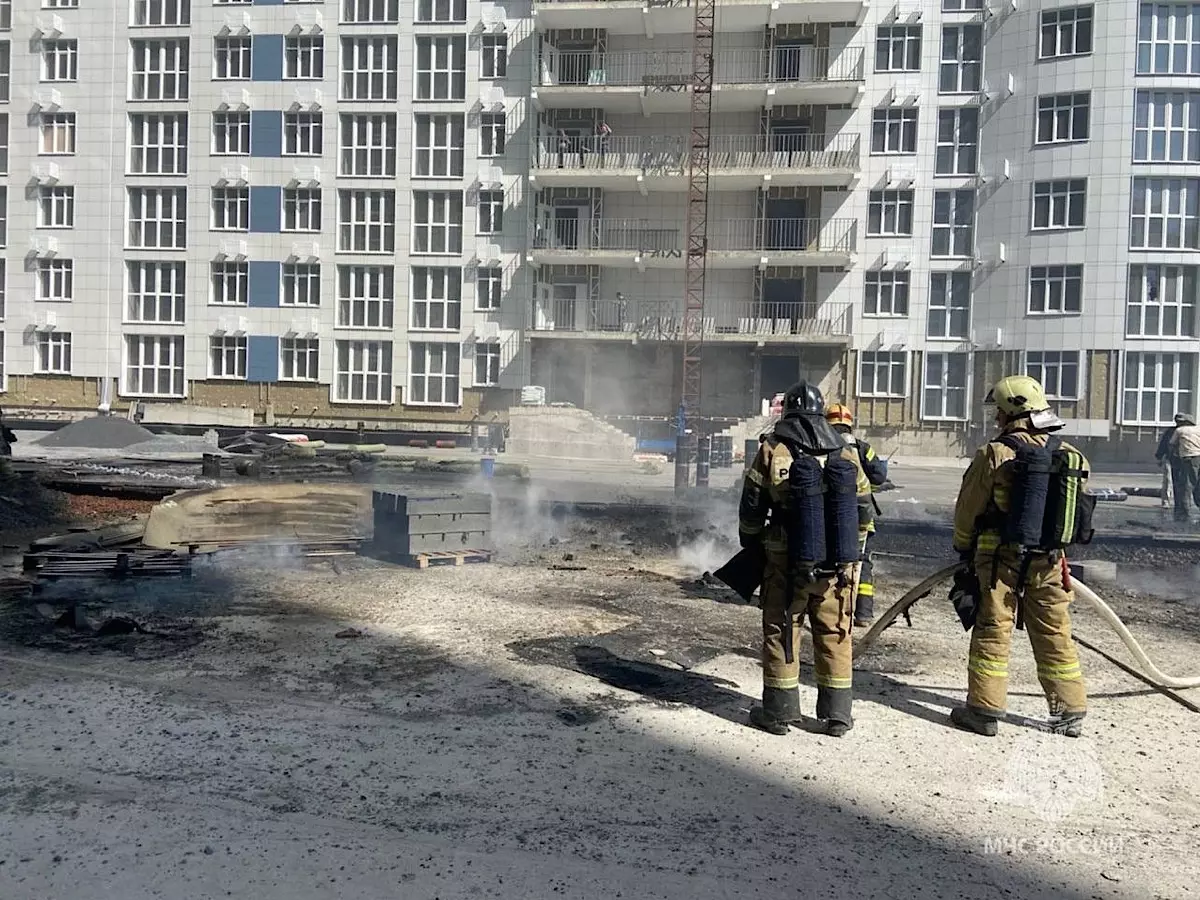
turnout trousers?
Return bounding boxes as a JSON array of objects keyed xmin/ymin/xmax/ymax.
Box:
[
  {"xmin": 760, "ymin": 554, "xmax": 855, "ymax": 725},
  {"xmin": 967, "ymin": 549, "xmax": 1087, "ymax": 718}
]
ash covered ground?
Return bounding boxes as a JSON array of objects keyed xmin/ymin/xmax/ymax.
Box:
[{"xmin": 1, "ymin": 481, "xmax": 1199, "ymax": 900}]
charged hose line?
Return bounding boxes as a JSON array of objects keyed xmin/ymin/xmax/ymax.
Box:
[{"xmin": 852, "ymin": 563, "xmax": 1200, "ymax": 696}]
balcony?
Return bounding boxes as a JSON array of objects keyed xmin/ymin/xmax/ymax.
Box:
[
  {"xmin": 533, "ymin": 0, "xmax": 868, "ymax": 37},
  {"xmin": 531, "ymin": 132, "xmax": 860, "ymax": 191},
  {"xmin": 533, "ymin": 46, "xmax": 865, "ymax": 114},
  {"xmin": 529, "ymin": 217, "xmax": 857, "ymax": 269},
  {"xmin": 530, "ymin": 295, "xmax": 853, "ymax": 344}
]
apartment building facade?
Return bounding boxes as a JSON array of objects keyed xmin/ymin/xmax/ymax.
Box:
[
  {"xmin": 0, "ymin": 0, "xmax": 1197, "ymax": 459},
  {"xmin": 0, "ymin": 0, "xmax": 529, "ymax": 424}
]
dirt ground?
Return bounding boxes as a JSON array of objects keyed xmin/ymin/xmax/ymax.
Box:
[{"xmin": 1, "ymin": 503, "xmax": 1198, "ymax": 900}]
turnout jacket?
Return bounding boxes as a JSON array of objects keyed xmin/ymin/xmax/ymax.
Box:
[{"xmin": 952, "ymin": 424, "xmax": 1091, "ymax": 556}]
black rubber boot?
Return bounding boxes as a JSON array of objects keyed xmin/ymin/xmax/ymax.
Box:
[
  {"xmin": 1049, "ymin": 712, "xmax": 1085, "ymax": 737},
  {"xmin": 815, "ymin": 686, "xmax": 853, "ymax": 737},
  {"xmin": 825, "ymin": 718, "xmax": 853, "ymax": 737},
  {"xmin": 748, "ymin": 687, "xmax": 802, "ymax": 735},
  {"xmin": 950, "ymin": 705, "xmax": 999, "ymax": 736}
]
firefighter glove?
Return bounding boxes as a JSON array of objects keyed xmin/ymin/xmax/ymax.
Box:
[{"xmin": 949, "ymin": 568, "xmax": 980, "ymax": 632}]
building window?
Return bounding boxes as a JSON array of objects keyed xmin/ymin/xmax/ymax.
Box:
[
  {"xmin": 1040, "ymin": 5, "xmax": 1093, "ymax": 59},
  {"xmin": 37, "ymin": 186, "xmax": 74, "ymax": 228},
  {"xmin": 340, "ymin": 36, "xmax": 399, "ymax": 101},
  {"xmin": 36, "ymin": 331, "xmax": 72, "ymax": 374},
  {"xmin": 339, "ymin": 113, "xmax": 397, "ymax": 177},
  {"xmin": 337, "ymin": 190, "xmax": 396, "ymax": 253},
  {"xmin": 1036, "ymin": 92, "xmax": 1090, "ymax": 144},
  {"xmin": 211, "ymin": 186, "xmax": 249, "ymax": 231},
  {"xmin": 409, "ymin": 342, "xmax": 460, "ymax": 406},
  {"xmin": 1123, "ymin": 352, "xmax": 1196, "ymax": 424},
  {"xmin": 476, "ymin": 266, "xmax": 501, "ymax": 310},
  {"xmin": 413, "ymin": 191, "xmax": 463, "ymax": 254},
  {"xmin": 284, "ymin": 111, "xmax": 323, "ymax": 156},
  {"xmin": 210, "ymin": 335, "xmax": 247, "ymax": 379},
  {"xmin": 282, "ymin": 262, "xmax": 321, "ymax": 306},
  {"xmin": 481, "ymin": 35, "xmax": 507, "ymax": 79},
  {"xmin": 130, "ymin": 39, "xmax": 190, "ymax": 101},
  {"xmin": 125, "ymin": 335, "xmax": 185, "ymax": 397},
  {"xmin": 477, "ymin": 190, "xmax": 503, "ymax": 235},
  {"xmin": 1134, "ymin": 90, "xmax": 1200, "ymax": 163},
  {"xmin": 859, "ymin": 350, "xmax": 908, "ymax": 398},
  {"xmin": 1138, "ymin": 2, "xmax": 1200, "ymax": 75},
  {"xmin": 280, "ymin": 337, "xmax": 319, "ymax": 381},
  {"xmin": 40, "ymin": 112, "xmax": 76, "ymax": 155},
  {"xmin": 939, "ymin": 25, "xmax": 982, "ymax": 94},
  {"xmin": 474, "ymin": 341, "xmax": 500, "ymax": 386},
  {"xmin": 212, "ymin": 111, "xmax": 250, "ymax": 155},
  {"xmin": 336, "ymin": 264, "xmax": 394, "ymax": 328},
  {"xmin": 867, "ymin": 190, "xmax": 914, "ymax": 236},
  {"xmin": 411, "ymin": 267, "xmax": 462, "ymax": 331},
  {"xmin": 37, "ymin": 258, "xmax": 73, "ymax": 302},
  {"xmin": 128, "ymin": 187, "xmax": 187, "ymax": 249},
  {"xmin": 928, "ymin": 272, "xmax": 971, "ymax": 339},
  {"xmin": 1130, "ymin": 177, "xmax": 1200, "ymax": 249},
  {"xmin": 932, "ymin": 190, "xmax": 975, "ymax": 258},
  {"xmin": 1127, "ymin": 264, "xmax": 1197, "ymax": 337},
  {"xmin": 1024, "ymin": 351, "xmax": 1080, "ymax": 401},
  {"xmin": 126, "ymin": 261, "xmax": 185, "ymax": 323},
  {"xmin": 1032, "ymin": 179, "xmax": 1087, "ymax": 230},
  {"xmin": 283, "ymin": 188, "xmax": 322, "ymax": 233},
  {"xmin": 871, "ymin": 108, "xmax": 918, "ymax": 155},
  {"xmin": 416, "ymin": 0, "xmax": 465, "ymax": 23},
  {"xmin": 210, "ymin": 261, "xmax": 248, "ymax": 305},
  {"xmin": 864, "ymin": 270, "xmax": 910, "ymax": 317},
  {"xmin": 129, "ymin": 112, "xmax": 188, "ymax": 174},
  {"xmin": 480, "ymin": 113, "xmax": 506, "ymax": 157},
  {"xmin": 285, "ymin": 35, "xmax": 324, "ymax": 80},
  {"xmin": 214, "ymin": 37, "xmax": 251, "ymax": 80},
  {"xmin": 1029, "ymin": 265, "xmax": 1084, "ymax": 315},
  {"xmin": 942, "ymin": 0, "xmax": 984, "ymax": 9},
  {"xmin": 875, "ymin": 24, "xmax": 921, "ymax": 72},
  {"xmin": 0, "ymin": 40, "xmax": 7, "ymax": 104},
  {"xmin": 342, "ymin": 0, "xmax": 397, "ymax": 23},
  {"xmin": 132, "ymin": 0, "xmax": 190, "ymax": 26},
  {"xmin": 40, "ymin": 39, "xmax": 78, "ymax": 82},
  {"xmin": 413, "ymin": 114, "xmax": 464, "ymax": 178},
  {"xmin": 415, "ymin": 36, "xmax": 466, "ymax": 101},
  {"xmin": 923, "ymin": 352, "xmax": 970, "ymax": 420},
  {"xmin": 334, "ymin": 339, "xmax": 392, "ymax": 403}
]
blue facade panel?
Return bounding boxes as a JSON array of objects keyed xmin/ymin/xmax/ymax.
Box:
[
  {"xmin": 250, "ymin": 111, "xmax": 283, "ymax": 158},
  {"xmin": 253, "ymin": 0, "xmax": 284, "ymax": 5},
  {"xmin": 249, "ymin": 186, "xmax": 282, "ymax": 233},
  {"xmin": 251, "ymin": 35, "xmax": 284, "ymax": 81},
  {"xmin": 247, "ymin": 336, "xmax": 280, "ymax": 384},
  {"xmin": 248, "ymin": 261, "xmax": 281, "ymax": 308}
]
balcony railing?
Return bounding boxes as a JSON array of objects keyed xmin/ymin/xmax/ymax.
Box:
[
  {"xmin": 535, "ymin": 132, "xmax": 861, "ymax": 172},
  {"xmin": 531, "ymin": 295, "xmax": 853, "ymax": 338},
  {"xmin": 532, "ymin": 217, "xmax": 857, "ymax": 254},
  {"xmin": 539, "ymin": 46, "xmax": 864, "ymax": 88}
]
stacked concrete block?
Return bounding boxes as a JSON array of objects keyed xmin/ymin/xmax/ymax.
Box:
[
  {"xmin": 371, "ymin": 492, "xmax": 493, "ymax": 558},
  {"xmin": 507, "ymin": 407, "xmax": 637, "ymax": 461}
]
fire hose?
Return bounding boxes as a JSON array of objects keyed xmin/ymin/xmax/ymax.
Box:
[{"xmin": 853, "ymin": 563, "xmax": 1200, "ymax": 697}]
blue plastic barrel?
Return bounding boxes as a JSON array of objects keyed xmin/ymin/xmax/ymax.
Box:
[{"xmin": 481, "ymin": 456, "xmax": 495, "ymax": 479}]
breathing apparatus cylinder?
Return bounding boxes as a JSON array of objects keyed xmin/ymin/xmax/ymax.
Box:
[
  {"xmin": 1002, "ymin": 441, "xmax": 1054, "ymax": 549},
  {"xmin": 787, "ymin": 454, "xmax": 826, "ymax": 564},
  {"xmin": 823, "ymin": 455, "xmax": 862, "ymax": 565}
]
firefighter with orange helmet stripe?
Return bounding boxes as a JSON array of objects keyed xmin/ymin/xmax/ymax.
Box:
[{"xmin": 826, "ymin": 403, "xmax": 887, "ymax": 626}]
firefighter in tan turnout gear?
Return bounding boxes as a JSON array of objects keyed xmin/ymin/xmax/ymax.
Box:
[
  {"xmin": 738, "ymin": 381, "xmax": 872, "ymax": 737},
  {"xmin": 949, "ymin": 375, "xmax": 1095, "ymax": 738}
]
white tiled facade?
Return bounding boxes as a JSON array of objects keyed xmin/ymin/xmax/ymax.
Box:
[
  {"xmin": 1, "ymin": 0, "xmax": 1198, "ymax": 456},
  {"xmin": 0, "ymin": 0, "xmax": 530, "ymax": 411}
]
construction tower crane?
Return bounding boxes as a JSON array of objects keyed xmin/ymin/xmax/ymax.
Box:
[{"xmin": 674, "ymin": 0, "xmax": 716, "ymax": 494}]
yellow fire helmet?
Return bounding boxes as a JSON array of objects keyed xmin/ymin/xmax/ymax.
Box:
[
  {"xmin": 825, "ymin": 403, "xmax": 854, "ymax": 428},
  {"xmin": 985, "ymin": 375, "xmax": 1065, "ymax": 430}
]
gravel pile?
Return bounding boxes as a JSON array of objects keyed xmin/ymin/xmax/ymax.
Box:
[{"xmin": 36, "ymin": 416, "xmax": 154, "ymax": 450}]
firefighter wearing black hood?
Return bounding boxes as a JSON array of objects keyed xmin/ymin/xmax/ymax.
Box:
[{"xmin": 737, "ymin": 381, "xmax": 871, "ymax": 737}]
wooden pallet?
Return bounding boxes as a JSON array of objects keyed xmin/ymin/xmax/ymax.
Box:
[{"xmin": 406, "ymin": 549, "xmax": 492, "ymax": 569}]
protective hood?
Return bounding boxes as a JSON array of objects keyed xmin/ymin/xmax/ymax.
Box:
[{"xmin": 774, "ymin": 411, "xmax": 845, "ymax": 456}]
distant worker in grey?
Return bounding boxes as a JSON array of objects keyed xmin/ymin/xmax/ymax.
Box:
[
  {"xmin": 1155, "ymin": 413, "xmax": 1187, "ymax": 510},
  {"xmin": 1168, "ymin": 413, "xmax": 1200, "ymax": 522},
  {"xmin": 0, "ymin": 407, "xmax": 16, "ymax": 458}
]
